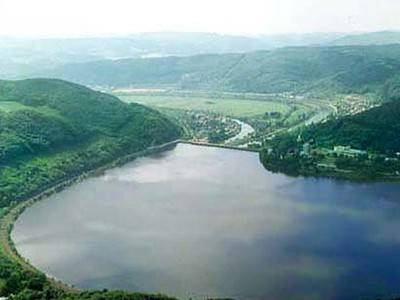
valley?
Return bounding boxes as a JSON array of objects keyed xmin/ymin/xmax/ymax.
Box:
[
  {"xmin": 1, "ymin": 29, "xmax": 400, "ymax": 300},
  {"xmin": 113, "ymin": 89, "xmax": 336, "ymax": 148}
]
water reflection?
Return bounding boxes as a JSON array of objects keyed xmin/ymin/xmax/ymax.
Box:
[{"xmin": 12, "ymin": 144, "xmax": 400, "ymax": 300}]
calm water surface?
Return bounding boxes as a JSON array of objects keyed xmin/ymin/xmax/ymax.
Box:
[{"xmin": 12, "ymin": 144, "xmax": 400, "ymax": 300}]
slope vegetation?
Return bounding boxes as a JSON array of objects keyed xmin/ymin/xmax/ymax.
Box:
[
  {"xmin": 46, "ymin": 45, "xmax": 400, "ymax": 96},
  {"xmin": 0, "ymin": 79, "xmax": 181, "ymax": 208},
  {"xmin": 301, "ymin": 100, "xmax": 400, "ymax": 154},
  {"xmin": 261, "ymin": 98, "xmax": 400, "ymax": 180}
]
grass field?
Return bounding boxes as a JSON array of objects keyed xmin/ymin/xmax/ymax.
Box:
[
  {"xmin": 0, "ymin": 101, "xmax": 30, "ymax": 112},
  {"xmin": 116, "ymin": 94, "xmax": 292, "ymax": 117},
  {"xmin": 0, "ymin": 101, "xmax": 64, "ymax": 120}
]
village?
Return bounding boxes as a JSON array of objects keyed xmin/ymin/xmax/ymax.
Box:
[
  {"xmin": 296, "ymin": 136, "xmax": 400, "ymax": 175},
  {"xmin": 178, "ymin": 111, "xmax": 241, "ymax": 143}
]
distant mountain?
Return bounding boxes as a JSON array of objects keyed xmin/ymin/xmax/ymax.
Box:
[
  {"xmin": 0, "ymin": 32, "xmax": 344, "ymax": 62},
  {"xmin": 3, "ymin": 31, "xmax": 400, "ymax": 79},
  {"xmin": 331, "ymin": 31, "xmax": 400, "ymax": 46},
  {"xmin": 130, "ymin": 32, "xmax": 344, "ymax": 51},
  {"xmin": 258, "ymin": 32, "xmax": 345, "ymax": 48},
  {"xmin": 3, "ymin": 31, "xmax": 400, "ymax": 85},
  {"xmin": 0, "ymin": 32, "xmax": 345, "ymax": 79},
  {"xmin": 43, "ymin": 44, "xmax": 400, "ymax": 96}
]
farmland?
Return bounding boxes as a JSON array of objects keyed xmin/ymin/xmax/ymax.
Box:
[
  {"xmin": 115, "ymin": 93, "xmax": 292, "ymax": 117},
  {"xmin": 113, "ymin": 90, "xmax": 334, "ymax": 146}
]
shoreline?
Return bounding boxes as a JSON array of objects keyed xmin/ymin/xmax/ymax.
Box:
[
  {"xmin": 2, "ymin": 140, "xmax": 398, "ymax": 298},
  {"xmin": 260, "ymin": 156, "xmax": 400, "ymax": 184},
  {"xmin": 0, "ymin": 139, "xmax": 181, "ymax": 293},
  {"xmin": 1, "ymin": 139, "xmax": 258, "ymax": 295}
]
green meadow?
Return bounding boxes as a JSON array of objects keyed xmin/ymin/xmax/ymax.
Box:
[
  {"xmin": 117, "ymin": 94, "xmax": 292, "ymax": 117},
  {"xmin": 0, "ymin": 101, "xmax": 30, "ymax": 112}
]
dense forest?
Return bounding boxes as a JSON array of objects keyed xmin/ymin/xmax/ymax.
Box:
[
  {"xmin": 301, "ymin": 99, "xmax": 400, "ymax": 154},
  {"xmin": 0, "ymin": 79, "xmax": 182, "ymax": 300},
  {"xmin": 0, "ymin": 79, "xmax": 181, "ymax": 208},
  {"xmin": 260, "ymin": 98, "xmax": 400, "ymax": 179},
  {"xmin": 42, "ymin": 44, "xmax": 400, "ymax": 96}
]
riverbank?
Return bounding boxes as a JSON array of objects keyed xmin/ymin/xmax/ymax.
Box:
[
  {"xmin": 260, "ymin": 150, "xmax": 400, "ymax": 183},
  {"xmin": 0, "ymin": 199, "xmax": 77, "ymax": 293},
  {"xmin": 1, "ymin": 138, "xmax": 263, "ymax": 296},
  {"xmin": 0, "ymin": 140, "xmax": 181, "ymax": 296},
  {"xmin": 12, "ymin": 142, "xmax": 400, "ymax": 300},
  {"xmin": 225, "ymin": 119, "xmax": 255, "ymax": 145}
]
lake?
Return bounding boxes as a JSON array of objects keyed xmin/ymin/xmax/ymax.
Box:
[{"xmin": 12, "ymin": 144, "xmax": 400, "ymax": 300}]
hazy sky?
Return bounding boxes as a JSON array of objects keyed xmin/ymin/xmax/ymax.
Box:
[{"xmin": 0, "ymin": 0, "xmax": 399, "ymax": 37}]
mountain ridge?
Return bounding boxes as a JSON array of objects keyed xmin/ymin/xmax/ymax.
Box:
[{"xmin": 40, "ymin": 44, "xmax": 400, "ymax": 98}]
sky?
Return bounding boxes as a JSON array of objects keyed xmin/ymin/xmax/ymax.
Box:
[{"xmin": 0, "ymin": 0, "xmax": 399, "ymax": 37}]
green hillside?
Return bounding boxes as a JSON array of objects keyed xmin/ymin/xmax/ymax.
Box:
[
  {"xmin": 261, "ymin": 98, "xmax": 400, "ymax": 180},
  {"xmin": 46, "ymin": 44, "xmax": 400, "ymax": 96},
  {"xmin": 0, "ymin": 79, "xmax": 181, "ymax": 300},
  {"xmin": 301, "ymin": 100, "xmax": 400, "ymax": 154},
  {"xmin": 0, "ymin": 79, "xmax": 181, "ymax": 208}
]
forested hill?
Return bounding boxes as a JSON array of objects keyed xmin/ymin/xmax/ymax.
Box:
[
  {"xmin": 260, "ymin": 98, "xmax": 400, "ymax": 180},
  {"xmin": 302, "ymin": 99, "xmax": 400, "ymax": 155},
  {"xmin": 45, "ymin": 44, "xmax": 400, "ymax": 96},
  {"xmin": 0, "ymin": 79, "xmax": 181, "ymax": 208}
]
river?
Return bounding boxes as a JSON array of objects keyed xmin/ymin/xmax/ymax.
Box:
[
  {"xmin": 12, "ymin": 144, "xmax": 400, "ymax": 300},
  {"xmin": 225, "ymin": 119, "xmax": 255, "ymax": 145}
]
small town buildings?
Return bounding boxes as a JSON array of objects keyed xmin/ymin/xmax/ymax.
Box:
[
  {"xmin": 385, "ymin": 157, "xmax": 399, "ymax": 162},
  {"xmin": 301, "ymin": 142, "xmax": 311, "ymax": 157},
  {"xmin": 333, "ymin": 146, "xmax": 367, "ymax": 157}
]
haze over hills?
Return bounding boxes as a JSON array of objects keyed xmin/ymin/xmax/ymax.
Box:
[
  {"xmin": 40, "ymin": 44, "xmax": 400, "ymax": 97},
  {"xmin": 330, "ymin": 31, "xmax": 400, "ymax": 46},
  {"xmin": 2, "ymin": 31, "xmax": 400, "ymax": 80},
  {"xmin": 0, "ymin": 31, "xmax": 344, "ymax": 62}
]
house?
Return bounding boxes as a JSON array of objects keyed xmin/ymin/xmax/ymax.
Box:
[
  {"xmin": 301, "ymin": 143, "xmax": 311, "ymax": 157},
  {"xmin": 334, "ymin": 146, "xmax": 367, "ymax": 158}
]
